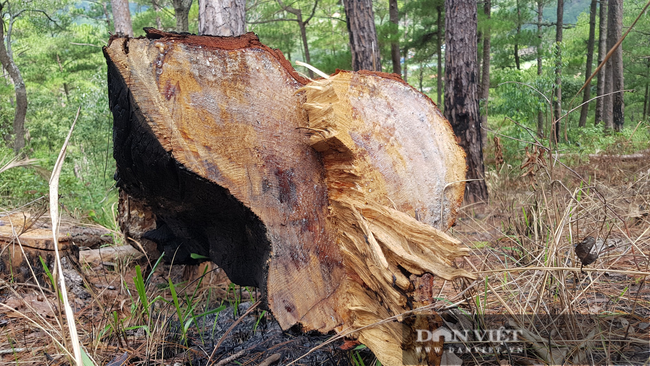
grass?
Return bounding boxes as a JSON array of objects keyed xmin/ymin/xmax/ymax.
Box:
[{"xmin": 446, "ymin": 138, "xmax": 649, "ymax": 364}]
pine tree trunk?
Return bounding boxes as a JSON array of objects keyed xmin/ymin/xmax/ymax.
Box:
[
  {"xmin": 389, "ymin": 0, "xmax": 401, "ymax": 75},
  {"xmin": 104, "ymin": 29, "xmax": 473, "ymax": 366},
  {"xmin": 0, "ymin": 14, "xmax": 27, "ymax": 153},
  {"xmin": 610, "ymin": 0, "xmax": 624, "ymax": 131},
  {"xmin": 595, "ymin": 0, "xmax": 607, "ymax": 125},
  {"xmin": 578, "ymin": 0, "xmax": 597, "ymax": 127},
  {"xmin": 553, "ymin": 0, "xmax": 563, "ymax": 144},
  {"xmin": 343, "ymin": 0, "xmax": 382, "ymax": 71},
  {"xmin": 603, "ymin": 0, "xmax": 616, "ymax": 129},
  {"xmin": 444, "ymin": 0, "xmax": 488, "ymax": 203},
  {"xmin": 173, "ymin": 0, "xmax": 192, "ymax": 32},
  {"xmin": 480, "ymin": 0, "xmax": 491, "ymax": 144},
  {"xmin": 643, "ymin": 58, "xmax": 650, "ymax": 120},
  {"xmin": 199, "ymin": 0, "xmax": 246, "ymax": 36},
  {"xmin": 537, "ymin": 0, "xmax": 544, "ymax": 137},
  {"xmin": 275, "ymin": 0, "xmax": 317, "ymax": 78},
  {"xmin": 437, "ymin": 4, "xmax": 443, "ymax": 107},
  {"xmin": 110, "ymin": 0, "xmax": 134, "ymax": 36},
  {"xmin": 514, "ymin": 0, "xmax": 521, "ymax": 70}
]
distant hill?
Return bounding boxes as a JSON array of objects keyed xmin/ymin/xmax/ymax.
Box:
[{"xmin": 543, "ymin": 0, "xmax": 592, "ymax": 25}]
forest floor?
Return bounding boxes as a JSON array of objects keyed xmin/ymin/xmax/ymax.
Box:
[{"xmin": 0, "ymin": 149, "xmax": 649, "ymax": 366}]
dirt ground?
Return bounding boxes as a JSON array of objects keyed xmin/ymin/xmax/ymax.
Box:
[{"xmin": 1, "ymin": 151, "xmax": 648, "ymax": 365}]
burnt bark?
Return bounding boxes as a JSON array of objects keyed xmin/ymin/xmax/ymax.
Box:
[
  {"xmin": 343, "ymin": 0, "xmax": 382, "ymax": 71},
  {"xmin": 595, "ymin": 0, "xmax": 607, "ymax": 125},
  {"xmin": 173, "ymin": 0, "xmax": 192, "ymax": 32},
  {"xmin": 389, "ymin": 0, "xmax": 401, "ymax": 75},
  {"xmin": 444, "ymin": 0, "xmax": 488, "ymax": 203},
  {"xmin": 199, "ymin": 0, "xmax": 246, "ymax": 36},
  {"xmin": 578, "ymin": 0, "xmax": 597, "ymax": 127},
  {"xmin": 110, "ymin": 0, "xmax": 133, "ymax": 36}
]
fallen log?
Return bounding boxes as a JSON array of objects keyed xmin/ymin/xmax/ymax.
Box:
[
  {"xmin": 104, "ymin": 28, "xmax": 474, "ymax": 365},
  {"xmin": 79, "ymin": 245, "xmax": 144, "ymax": 267}
]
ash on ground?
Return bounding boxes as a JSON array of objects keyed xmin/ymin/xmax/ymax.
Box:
[{"xmin": 160, "ymin": 301, "xmax": 372, "ymax": 366}]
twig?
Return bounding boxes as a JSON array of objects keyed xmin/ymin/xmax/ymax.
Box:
[
  {"xmin": 207, "ymin": 300, "xmax": 261, "ymax": 365},
  {"xmin": 478, "ymin": 266, "xmax": 650, "ymax": 277},
  {"xmin": 215, "ymin": 349, "xmax": 246, "ymax": 366},
  {"xmin": 70, "ymin": 42, "xmax": 103, "ymax": 47},
  {"xmin": 258, "ymin": 353, "xmax": 282, "ymax": 366},
  {"xmin": 295, "ymin": 60, "xmax": 329, "ymax": 79},
  {"xmin": 0, "ymin": 348, "xmax": 26, "ymax": 355}
]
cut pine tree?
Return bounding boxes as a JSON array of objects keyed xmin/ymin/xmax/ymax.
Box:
[{"xmin": 104, "ymin": 29, "xmax": 474, "ymax": 365}]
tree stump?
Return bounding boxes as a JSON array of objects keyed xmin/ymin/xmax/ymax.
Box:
[
  {"xmin": 0, "ymin": 213, "xmax": 78, "ymax": 285},
  {"xmin": 104, "ymin": 29, "xmax": 474, "ymax": 365}
]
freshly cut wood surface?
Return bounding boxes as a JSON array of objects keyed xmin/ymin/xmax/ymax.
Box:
[
  {"xmin": 105, "ymin": 29, "xmax": 344, "ymax": 332},
  {"xmin": 105, "ymin": 29, "xmax": 473, "ymax": 365},
  {"xmin": 0, "ymin": 213, "xmax": 75, "ymax": 285},
  {"xmin": 301, "ymin": 73, "xmax": 471, "ymax": 364}
]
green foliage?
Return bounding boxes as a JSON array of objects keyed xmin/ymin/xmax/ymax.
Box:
[
  {"xmin": 0, "ymin": 8, "xmax": 116, "ymax": 223},
  {"xmin": 0, "ymin": 0, "xmax": 645, "ymax": 235}
]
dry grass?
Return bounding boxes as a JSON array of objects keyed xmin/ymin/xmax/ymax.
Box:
[
  {"xmin": 444, "ymin": 150, "xmax": 650, "ymax": 365},
  {"xmin": 1, "ymin": 146, "xmax": 648, "ymax": 366}
]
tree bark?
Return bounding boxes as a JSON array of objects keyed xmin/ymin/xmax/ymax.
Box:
[
  {"xmin": 173, "ymin": 0, "xmax": 193, "ymax": 32},
  {"xmin": 437, "ymin": 4, "xmax": 443, "ymax": 107},
  {"xmin": 595, "ymin": 0, "xmax": 607, "ymax": 125},
  {"xmin": 514, "ymin": 0, "xmax": 522, "ymax": 70},
  {"xmin": 603, "ymin": 0, "xmax": 616, "ymax": 129},
  {"xmin": 643, "ymin": 58, "xmax": 650, "ymax": 120},
  {"xmin": 609, "ymin": 0, "xmax": 624, "ymax": 131},
  {"xmin": 199, "ymin": 0, "xmax": 246, "ymax": 36},
  {"xmin": 389, "ymin": 0, "xmax": 401, "ymax": 75},
  {"xmin": 0, "ymin": 13, "xmax": 27, "ymax": 153},
  {"xmin": 104, "ymin": 29, "xmax": 472, "ymax": 366},
  {"xmin": 444, "ymin": 0, "xmax": 488, "ymax": 203},
  {"xmin": 480, "ymin": 0, "xmax": 491, "ymax": 144},
  {"xmin": 578, "ymin": 0, "xmax": 597, "ymax": 127},
  {"xmin": 553, "ymin": 0, "xmax": 563, "ymax": 144},
  {"xmin": 343, "ymin": 0, "xmax": 382, "ymax": 71},
  {"xmin": 537, "ymin": 0, "xmax": 544, "ymax": 137},
  {"xmin": 110, "ymin": 0, "xmax": 134, "ymax": 36}
]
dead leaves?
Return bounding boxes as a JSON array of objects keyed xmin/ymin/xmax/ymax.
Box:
[
  {"xmin": 520, "ymin": 145, "xmax": 547, "ymax": 186},
  {"xmin": 494, "ymin": 136, "xmax": 504, "ymax": 167},
  {"xmin": 4, "ymin": 294, "xmax": 57, "ymax": 319}
]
